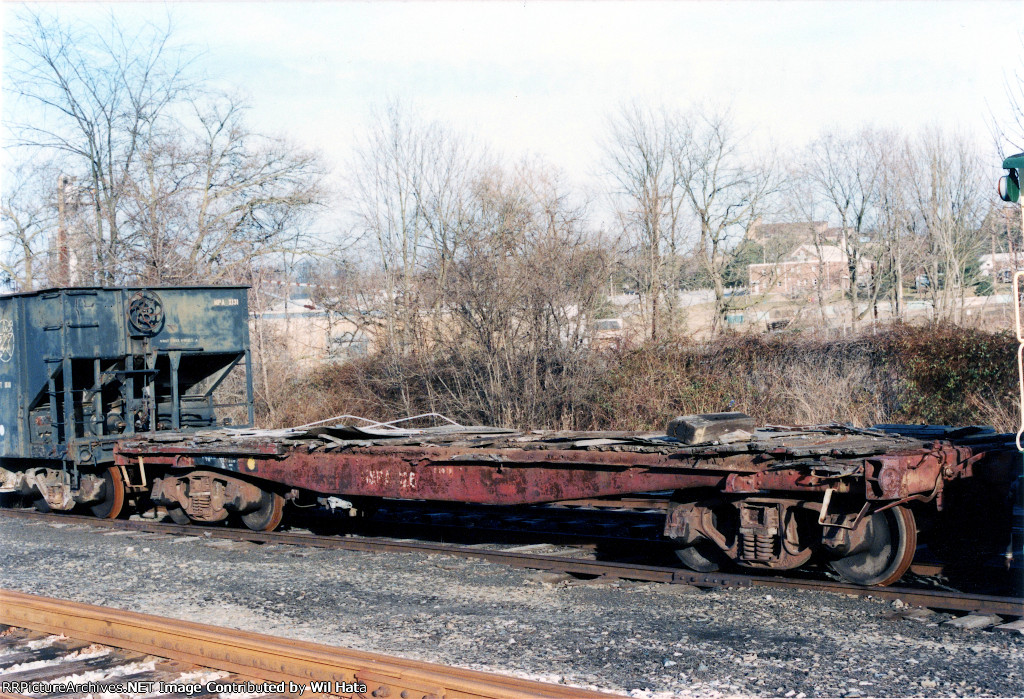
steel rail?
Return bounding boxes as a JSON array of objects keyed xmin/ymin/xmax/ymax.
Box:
[
  {"xmin": 1, "ymin": 508, "xmax": 1021, "ymax": 618},
  {"xmin": 0, "ymin": 589, "xmax": 619, "ymax": 699}
]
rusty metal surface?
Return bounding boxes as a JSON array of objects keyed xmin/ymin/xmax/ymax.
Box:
[
  {"xmin": 114, "ymin": 424, "xmax": 1017, "ymax": 506},
  {"xmin": 151, "ymin": 470, "xmax": 266, "ymax": 522}
]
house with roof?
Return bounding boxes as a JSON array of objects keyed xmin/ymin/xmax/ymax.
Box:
[
  {"xmin": 977, "ymin": 252, "xmax": 1024, "ymax": 283},
  {"xmin": 748, "ymin": 244, "xmax": 866, "ymax": 295}
]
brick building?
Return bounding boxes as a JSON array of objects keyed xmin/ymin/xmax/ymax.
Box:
[{"xmin": 748, "ymin": 244, "xmax": 852, "ymax": 295}]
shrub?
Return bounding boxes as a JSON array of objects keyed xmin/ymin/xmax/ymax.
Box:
[{"xmin": 262, "ymin": 323, "xmax": 1019, "ymax": 433}]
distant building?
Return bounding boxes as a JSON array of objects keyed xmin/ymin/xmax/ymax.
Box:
[
  {"xmin": 255, "ymin": 292, "xmax": 373, "ymax": 365},
  {"xmin": 748, "ymin": 244, "xmax": 865, "ymax": 295},
  {"xmin": 978, "ymin": 252, "xmax": 1024, "ymax": 283}
]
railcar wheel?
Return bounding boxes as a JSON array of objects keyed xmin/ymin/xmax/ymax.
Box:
[
  {"xmin": 240, "ymin": 491, "xmax": 285, "ymax": 532},
  {"xmin": 89, "ymin": 467, "xmax": 126, "ymax": 519},
  {"xmin": 674, "ymin": 540, "xmax": 724, "ymax": 572},
  {"xmin": 829, "ymin": 505, "xmax": 917, "ymax": 586},
  {"xmin": 32, "ymin": 497, "xmax": 51, "ymax": 513}
]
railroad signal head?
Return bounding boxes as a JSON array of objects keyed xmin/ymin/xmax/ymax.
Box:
[
  {"xmin": 1000, "ymin": 153, "xmax": 1024, "ymax": 203},
  {"xmin": 999, "ymin": 171, "xmax": 1020, "ymax": 203}
]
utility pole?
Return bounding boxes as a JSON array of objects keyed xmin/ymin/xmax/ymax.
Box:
[{"xmin": 56, "ymin": 174, "xmax": 71, "ymax": 286}]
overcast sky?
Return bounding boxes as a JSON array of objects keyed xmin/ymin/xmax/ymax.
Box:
[{"xmin": 3, "ymin": 1, "xmax": 1022, "ymax": 206}]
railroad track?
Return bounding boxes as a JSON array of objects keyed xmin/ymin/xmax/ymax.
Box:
[
  {"xmin": 0, "ymin": 589, "xmax": 617, "ymax": 699},
  {"xmin": 2, "ymin": 508, "xmax": 1021, "ymax": 619},
  {"xmin": 0, "ymin": 622, "xmax": 290, "ymax": 699}
]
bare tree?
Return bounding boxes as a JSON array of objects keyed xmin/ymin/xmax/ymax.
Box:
[
  {"xmin": 182, "ymin": 95, "xmax": 324, "ymax": 283},
  {"xmin": 0, "ymin": 159, "xmax": 59, "ymax": 290},
  {"xmin": 437, "ymin": 158, "xmax": 609, "ymax": 427},
  {"xmin": 6, "ymin": 10, "xmax": 193, "ymax": 283},
  {"xmin": 873, "ymin": 129, "xmax": 918, "ymax": 322},
  {"xmin": 994, "ymin": 35, "xmax": 1024, "ymax": 156},
  {"xmin": 803, "ymin": 128, "xmax": 884, "ymax": 330},
  {"xmin": 906, "ymin": 127, "xmax": 989, "ymax": 322},
  {"xmin": 781, "ymin": 167, "xmax": 835, "ymax": 326},
  {"xmin": 603, "ymin": 103, "xmax": 691, "ymax": 339},
  {"xmin": 348, "ymin": 101, "xmax": 478, "ymax": 354},
  {"xmin": 5, "ymin": 11, "xmax": 326, "ymax": 288},
  {"xmin": 676, "ymin": 107, "xmax": 778, "ymax": 333}
]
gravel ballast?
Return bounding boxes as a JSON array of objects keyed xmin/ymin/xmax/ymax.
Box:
[{"xmin": 1, "ymin": 515, "xmax": 1021, "ymax": 698}]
